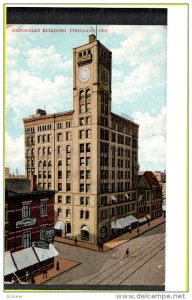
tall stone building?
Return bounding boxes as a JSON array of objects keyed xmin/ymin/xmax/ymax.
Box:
[{"xmin": 23, "ymin": 35, "xmax": 139, "ymax": 244}]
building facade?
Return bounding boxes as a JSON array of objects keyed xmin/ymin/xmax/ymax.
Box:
[
  {"xmin": 138, "ymin": 171, "xmax": 162, "ymax": 221},
  {"xmin": 23, "ymin": 35, "xmax": 139, "ymax": 244},
  {"xmin": 4, "ymin": 176, "xmax": 57, "ymax": 281}
]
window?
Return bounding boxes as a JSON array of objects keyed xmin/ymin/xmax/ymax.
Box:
[
  {"xmin": 85, "ymin": 211, "xmax": 89, "ymax": 219},
  {"xmin": 79, "ymin": 90, "xmax": 85, "ymax": 100},
  {"xmin": 42, "ymin": 135, "xmax": 46, "ymax": 143},
  {"xmin": 86, "ymin": 157, "xmax": 90, "ymax": 167},
  {"xmin": 66, "ymin": 183, "xmax": 71, "ymax": 191},
  {"xmin": 86, "ymin": 129, "xmax": 91, "ymax": 139},
  {"xmin": 40, "ymin": 201, "xmax": 47, "ymax": 216},
  {"xmin": 48, "ymin": 134, "xmax": 51, "ymax": 142},
  {"xmin": 80, "ymin": 184, "xmax": 84, "ymax": 192},
  {"xmin": 80, "ymin": 104, "xmax": 85, "ymax": 113},
  {"xmin": 38, "ymin": 136, "xmax": 41, "ymax": 143},
  {"xmin": 48, "ymin": 160, "xmax": 51, "ymax": 167},
  {"xmin": 58, "ymin": 170, "xmax": 62, "ymax": 179},
  {"xmin": 80, "ymin": 170, "xmax": 84, "ymax": 179},
  {"xmin": 22, "ymin": 204, "xmax": 30, "ymax": 219},
  {"xmin": 86, "ymin": 103, "xmax": 91, "ymax": 112},
  {"xmin": 86, "ymin": 197, "xmax": 89, "ymax": 205},
  {"xmin": 86, "ymin": 116, "xmax": 91, "ymax": 125},
  {"xmin": 58, "ymin": 160, "xmax": 62, "ymax": 167},
  {"xmin": 66, "ymin": 209, "xmax": 71, "ymax": 218},
  {"xmin": 79, "ymin": 130, "xmax": 84, "ymax": 139},
  {"xmin": 57, "ymin": 133, "xmax": 62, "ymax": 142},
  {"xmin": 66, "ymin": 170, "xmax": 71, "ymax": 180},
  {"xmin": 57, "ymin": 208, "xmax": 62, "ymax": 217},
  {"xmin": 86, "ymin": 184, "xmax": 90, "ymax": 193},
  {"xmin": 38, "ymin": 148, "xmax": 41, "ymax": 156},
  {"xmin": 80, "ymin": 210, "xmax": 84, "ymax": 219},
  {"xmin": 86, "ymin": 170, "xmax": 90, "ymax": 179},
  {"xmin": 48, "ymin": 147, "xmax": 51, "ymax": 155},
  {"xmin": 38, "ymin": 171, "xmax": 42, "ymax": 178},
  {"xmin": 66, "ymin": 196, "xmax": 71, "ymax": 204},
  {"xmin": 66, "ymin": 158, "xmax": 70, "ymax": 166},
  {"xmin": 58, "ymin": 183, "xmax": 62, "ymax": 191},
  {"xmin": 43, "ymin": 160, "xmax": 46, "ymax": 167},
  {"xmin": 43, "ymin": 171, "xmax": 46, "ymax": 179},
  {"xmin": 86, "ymin": 143, "xmax": 90, "ymax": 152},
  {"xmin": 66, "ymin": 121, "xmax": 71, "ymax": 128},
  {"xmin": 43, "ymin": 147, "xmax": 46, "ymax": 155},
  {"xmin": 58, "ymin": 196, "xmax": 62, "ymax": 203},
  {"xmin": 48, "ymin": 171, "xmax": 51, "ymax": 178},
  {"xmin": 66, "ymin": 145, "xmax": 71, "ymax": 153},
  {"xmin": 79, "ymin": 118, "xmax": 85, "ymax": 126},
  {"xmin": 80, "ymin": 144, "xmax": 84, "ymax": 153},
  {"xmin": 86, "ymin": 89, "xmax": 91, "ymax": 99},
  {"xmin": 23, "ymin": 232, "xmax": 31, "ymax": 248},
  {"xmin": 66, "ymin": 223, "xmax": 71, "ymax": 233},
  {"xmin": 38, "ymin": 161, "xmax": 42, "ymax": 167},
  {"xmin": 80, "ymin": 197, "xmax": 84, "ymax": 205},
  {"xmin": 80, "ymin": 157, "xmax": 84, "ymax": 166},
  {"xmin": 66, "ymin": 132, "xmax": 71, "ymax": 140},
  {"xmin": 40, "ymin": 227, "xmax": 46, "ymax": 241}
]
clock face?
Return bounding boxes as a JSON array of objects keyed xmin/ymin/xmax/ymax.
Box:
[
  {"xmin": 101, "ymin": 70, "xmax": 109, "ymax": 84},
  {"xmin": 79, "ymin": 67, "xmax": 91, "ymax": 83}
]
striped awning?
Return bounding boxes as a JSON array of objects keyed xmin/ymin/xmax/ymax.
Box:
[
  {"xmin": 4, "ymin": 251, "xmax": 17, "ymax": 276},
  {"xmin": 12, "ymin": 247, "xmax": 39, "ymax": 271}
]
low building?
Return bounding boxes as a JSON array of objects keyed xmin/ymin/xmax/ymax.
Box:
[
  {"xmin": 4, "ymin": 175, "xmax": 58, "ymax": 283},
  {"xmin": 138, "ymin": 171, "xmax": 162, "ymax": 221}
]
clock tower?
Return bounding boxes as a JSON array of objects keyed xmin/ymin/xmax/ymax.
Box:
[{"xmin": 73, "ymin": 34, "xmax": 112, "ymax": 126}]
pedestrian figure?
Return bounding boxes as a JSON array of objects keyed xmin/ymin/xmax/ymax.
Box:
[
  {"xmin": 148, "ymin": 221, "xmax": 150, "ymax": 227},
  {"xmin": 42, "ymin": 269, "xmax": 47, "ymax": 278},
  {"xmin": 56, "ymin": 260, "xmax": 60, "ymax": 270},
  {"xmin": 137, "ymin": 227, "xmax": 140, "ymax": 234},
  {"xmin": 97, "ymin": 242, "xmax": 101, "ymax": 251},
  {"xmin": 124, "ymin": 248, "xmax": 129, "ymax": 258},
  {"xmin": 74, "ymin": 237, "xmax": 77, "ymax": 245},
  {"xmin": 25, "ymin": 271, "xmax": 29, "ymax": 282},
  {"xmin": 100, "ymin": 243, "xmax": 104, "ymax": 252}
]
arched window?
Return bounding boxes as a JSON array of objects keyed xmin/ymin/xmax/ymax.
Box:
[
  {"xmin": 48, "ymin": 147, "xmax": 51, "ymax": 155},
  {"xmin": 38, "ymin": 161, "xmax": 42, "ymax": 167},
  {"xmin": 79, "ymin": 90, "xmax": 85, "ymax": 100},
  {"xmin": 48, "ymin": 160, "xmax": 51, "ymax": 167},
  {"xmin": 58, "ymin": 160, "xmax": 62, "ymax": 167},
  {"xmin": 85, "ymin": 89, "xmax": 91, "ymax": 99},
  {"xmin": 66, "ymin": 145, "xmax": 71, "ymax": 153},
  {"xmin": 43, "ymin": 147, "xmax": 46, "ymax": 155},
  {"xmin": 43, "ymin": 160, "xmax": 46, "ymax": 167}
]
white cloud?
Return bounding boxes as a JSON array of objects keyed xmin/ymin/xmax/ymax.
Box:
[
  {"xmin": 6, "ymin": 70, "xmax": 72, "ymax": 121},
  {"xmin": 133, "ymin": 107, "xmax": 166, "ymax": 168},
  {"xmin": 5, "ymin": 133, "xmax": 25, "ymax": 174},
  {"xmin": 26, "ymin": 45, "xmax": 65, "ymax": 72}
]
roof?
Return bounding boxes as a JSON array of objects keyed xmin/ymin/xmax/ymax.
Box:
[
  {"xmin": 111, "ymin": 112, "xmax": 139, "ymax": 127},
  {"xmin": 5, "ymin": 178, "xmax": 54, "ymax": 195},
  {"xmin": 23, "ymin": 110, "xmax": 73, "ymax": 123},
  {"xmin": 144, "ymin": 171, "xmax": 160, "ymax": 187}
]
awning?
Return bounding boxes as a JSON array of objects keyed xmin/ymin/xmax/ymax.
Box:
[
  {"xmin": 34, "ymin": 243, "xmax": 59, "ymax": 262},
  {"xmin": 125, "ymin": 215, "xmax": 138, "ymax": 224},
  {"xmin": 4, "ymin": 251, "xmax": 17, "ymax": 276},
  {"xmin": 12, "ymin": 247, "xmax": 39, "ymax": 271},
  {"xmin": 54, "ymin": 221, "xmax": 64, "ymax": 230},
  {"xmin": 146, "ymin": 214, "xmax": 151, "ymax": 220},
  {"xmin": 162, "ymin": 205, "xmax": 166, "ymax": 211},
  {"xmin": 138, "ymin": 217, "xmax": 147, "ymax": 223},
  {"xmin": 111, "ymin": 221, "xmax": 116, "ymax": 229},
  {"xmin": 81, "ymin": 225, "xmax": 89, "ymax": 232},
  {"xmin": 111, "ymin": 195, "xmax": 117, "ymax": 202},
  {"xmin": 124, "ymin": 194, "xmax": 129, "ymax": 200},
  {"xmin": 116, "ymin": 218, "xmax": 129, "ymax": 229}
]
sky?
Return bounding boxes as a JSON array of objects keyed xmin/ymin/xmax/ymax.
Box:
[{"xmin": 5, "ymin": 24, "xmax": 167, "ymax": 175}]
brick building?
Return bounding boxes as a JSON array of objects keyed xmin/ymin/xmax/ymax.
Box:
[
  {"xmin": 138, "ymin": 171, "xmax": 162, "ymax": 221},
  {"xmin": 4, "ymin": 176, "xmax": 58, "ymax": 282},
  {"xmin": 23, "ymin": 34, "xmax": 139, "ymax": 244}
]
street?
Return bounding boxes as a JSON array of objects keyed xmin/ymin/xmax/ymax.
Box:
[{"xmin": 45, "ymin": 223, "xmax": 165, "ymax": 286}]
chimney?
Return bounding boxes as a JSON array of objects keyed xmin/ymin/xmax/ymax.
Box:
[
  {"xmin": 30, "ymin": 175, "xmax": 37, "ymax": 192},
  {"xmin": 89, "ymin": 34, "xmax": 96, "ymax": 43}
]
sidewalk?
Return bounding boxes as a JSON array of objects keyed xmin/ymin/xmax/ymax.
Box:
[
  {"xmin": 55, "ymin": 216, "xmax": 166, "ymax": 252},
  {"xmin": 34, "ymin": 257, "xmax": 80, "ymax": 284}
]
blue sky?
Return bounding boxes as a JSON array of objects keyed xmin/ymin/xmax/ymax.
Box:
[{"xmin": 6, "ymin": 24, "xmax": 167, "ymax": 175}]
